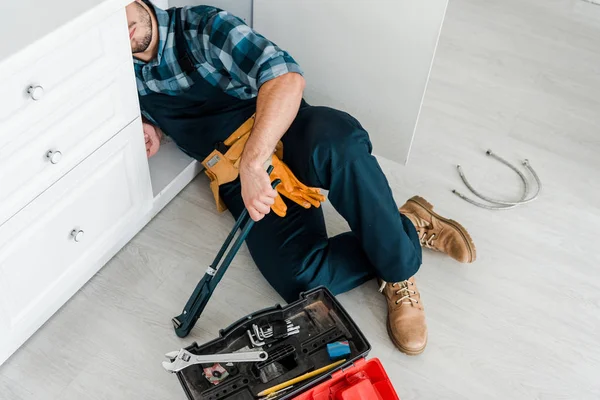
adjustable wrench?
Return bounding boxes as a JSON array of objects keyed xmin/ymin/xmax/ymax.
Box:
[{"xmin": 163, "ymin": 348, "xmax": 268, "ymax": 373}]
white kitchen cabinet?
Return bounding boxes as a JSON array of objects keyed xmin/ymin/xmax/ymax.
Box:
[
  {"xmin": 253, "ymin": 0, "xmax": 448, "ymax": 164},
  {"xmin": 0, "ymin": 0, "xmax": 202, "ymax": 366},
  {"xmin": 0, "ymin": 119, "xmax": 153, "ymax": 364}
]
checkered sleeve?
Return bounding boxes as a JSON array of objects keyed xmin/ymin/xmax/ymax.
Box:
[{"xmin": 194, "ymin": 9, "xmax": 304, "ymax": 90}]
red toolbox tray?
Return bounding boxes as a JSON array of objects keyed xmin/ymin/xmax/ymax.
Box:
[{"xmin": 292, "ymin": 357, "xmax": 398, "ymax": 400}]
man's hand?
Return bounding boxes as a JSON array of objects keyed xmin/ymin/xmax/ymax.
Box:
[
  {"xmin": 143, "ymin": 121, "xmax": 163, "ymax": 158},
  {"xmin": 239, "ymin": 161, "xmax": 277, "ymax": 221}
]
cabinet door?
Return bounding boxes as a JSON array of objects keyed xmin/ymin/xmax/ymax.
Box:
[
  {"xmin": 0, "ymin": 118, "xmax": 152, "ymax": 365},
  {"xmin": 253, "ymin": 0, "xmax": 448, "ymax": 164}
]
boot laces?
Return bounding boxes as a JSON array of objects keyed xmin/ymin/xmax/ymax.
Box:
[
  {"xmin": 419, "ymin": 231, "xmax": 437, "ymax": 248},
  {"xmin": 379, "ymin": 280, "xmax": 419, "ymax": 305},
  {"xmin": 413, "ymin": 218, "xmax": 437, "ymax": 249}
]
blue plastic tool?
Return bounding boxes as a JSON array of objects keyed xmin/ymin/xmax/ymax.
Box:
[{"xmin": 327, "ymin": 340, "xmax": 351, "ymax": 360}]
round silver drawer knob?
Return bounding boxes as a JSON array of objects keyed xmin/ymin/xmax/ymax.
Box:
[
  {"xmin": 27, "ymin": 85, "xmax": 44, "ymax": 101},
  {"xmin": 71, "ymin": 229, "xmax": 85, "ymax": 242},
  {"xmin": 46, "ymin": 150, "xmax": 63, "ymax": 164}
]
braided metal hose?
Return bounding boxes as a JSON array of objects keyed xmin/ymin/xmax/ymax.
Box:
[{"xmin": 452, "ymin": 150, "xmax": 541, "ymax": 210}]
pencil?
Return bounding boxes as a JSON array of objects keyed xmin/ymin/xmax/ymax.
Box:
[{"xmin": 257, "ymin": 359, "xmax": 347, "ymax": 397}]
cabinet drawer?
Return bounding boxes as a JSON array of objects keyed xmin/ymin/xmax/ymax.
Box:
[
  {"xmin": 0, "ymin": 61, "xmax": 139, "ymax": 225},
  {"xmin": 0, "ymin": 118, "xmax": 152, "ymax": 328},
  {"xmin": 0, "ymin": 9, "xmax": 131, "ymax": 141}
]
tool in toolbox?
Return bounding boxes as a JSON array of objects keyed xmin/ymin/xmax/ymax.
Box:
[
  {"xmin": 257, "ymin": 359, "xmax": 346, "ymax": 398},
  {"xmin": 247, "ymin": 320, "xmax": 301, "ymax": 347},
  {"xmin": 167, "ymin": 287, "xmax": 400, "ymax": 400},
  {"xmin": 162, "ymin": 348, "xmax": 269, "ymax": 373},
  {"xmin": 326, "ymin": 340, "xmax": 351, "ymax": 361},
  {"xmin": 172, "ymin": 166, "xmax": 281, "ymax": 338},
  {"xmin": 260, "ymin": 385, "xmax": 295, "ymax": 400}
]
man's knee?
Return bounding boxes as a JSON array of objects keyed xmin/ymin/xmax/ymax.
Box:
[{"xmin": 305, "ymin": 107, "xmax": 373, "ymax": 164}]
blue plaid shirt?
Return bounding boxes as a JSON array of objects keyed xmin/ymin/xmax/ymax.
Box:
[{"xmin": 134, "ymin": 2, "xmax": 303, "ymax": 124}]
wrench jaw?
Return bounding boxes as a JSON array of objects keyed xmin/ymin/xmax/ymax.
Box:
[
  {"xmin": 165, "ymin": 350, "xmax": 181, "ymax": 361},
  {"xmin": 163, "ymin": 349, "xmax": 194, "ymax": 373},
  {"xmin": 162, "ymin": 360, "xmax": 180, "ymax": 373},
  {"xmin": 172, "ymin": 313, "xmax": 198, "ymax": 338},
  {"xmin": 162, "ymin": 357, "xmax": 187, "ymax": 373}
]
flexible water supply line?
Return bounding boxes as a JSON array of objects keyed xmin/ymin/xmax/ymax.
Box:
[{"xmin": 452, "ymin": 150, "xmax": 541, "ymax": 210}]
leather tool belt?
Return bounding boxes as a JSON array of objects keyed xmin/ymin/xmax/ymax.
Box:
[{"xmin": 201, "ymin": 114, "xmax": 325, "ymax": 217}]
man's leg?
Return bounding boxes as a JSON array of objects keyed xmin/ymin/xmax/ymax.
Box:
[
  {"xmin": 220, "ymin": 179, "xmax": 376, "ymax": 303},
  {"xmin": 280, "ymin": 105, "xmax": 423, "ymax": 282},
  {"xmin": 278, "ymin": 104, "xmax": 430, "ymax": 355}
]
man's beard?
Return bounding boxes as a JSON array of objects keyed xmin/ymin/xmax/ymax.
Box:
[{"xmin": 132, "ymin": 3, "xmax": 153, "ymax": 53}]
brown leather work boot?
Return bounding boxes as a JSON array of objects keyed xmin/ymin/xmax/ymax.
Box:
[
  {"xmin": 400, "ymin": 196, "xmax": 477, "ymax": 263},
  {"xmin": 379, "ymin": 277, "xmax": 427, "ymax": 355}
]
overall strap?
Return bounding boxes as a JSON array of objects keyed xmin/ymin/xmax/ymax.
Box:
[{"xmin": 173, "ymin": 9, "xmax": 197, "ymax": 75}]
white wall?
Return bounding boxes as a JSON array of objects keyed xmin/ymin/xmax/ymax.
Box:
[
  {"xmin": 149, "ymin": 0, "xmax": 169, "ymax": 10},
  {"xmin": 253, "ymin": 0, "xmax": 448, "ymax": 164},
  {"xmin": 165, "ymin": 0, "xmax": 252, "ymax": 25},
  {"xmin": 157, "ymin": 0, "xmax": 447, "ymax": 164}
]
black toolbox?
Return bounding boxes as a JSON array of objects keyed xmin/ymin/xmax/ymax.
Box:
[{"xmin": 171, "ymin": 286, "xmax": 392, "ymax": 400}]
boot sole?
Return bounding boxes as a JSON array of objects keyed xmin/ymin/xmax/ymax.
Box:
[
  {"xmin": 407, "ymin": 195, "xmax": 477, "ymax": 263},
  {"xmin": 386, "ymin": 318, "xmax": 427, "ymax": 356}
]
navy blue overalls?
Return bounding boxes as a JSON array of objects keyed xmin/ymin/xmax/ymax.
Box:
[{"xmin": 139, "ymin": 12, "xmax": 422, "ymax": 302}]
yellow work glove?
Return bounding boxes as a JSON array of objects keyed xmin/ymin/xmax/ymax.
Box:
[{"xmin": 269, "ymin": 154, "xmax": 326, "ymax": 217}]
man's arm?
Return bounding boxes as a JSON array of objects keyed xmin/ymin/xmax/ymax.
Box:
[
  {"xmin": 189, "ymin": 8, "xmax": 306, "ymax": 220},
  {"xmin": 241, "ymin": 73, "xmax": 305, "ymax": 172},
  {"xmin": 239, "ymin": 73, "xmax": 305, "ymax": 221}
]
